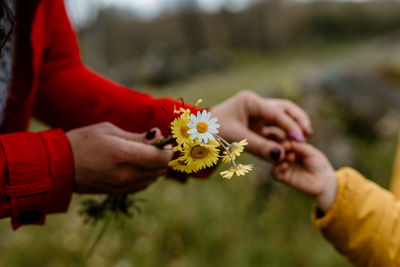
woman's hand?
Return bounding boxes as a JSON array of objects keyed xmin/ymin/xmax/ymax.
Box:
[
  {"xmin": 273, "ymin": 142, "xmax": 337, "ymax": 213},
  {"xmin": 66, "ymin": 122, "xmax": 173, "ymax": 194},
  {"xmin": 210, "ymin": 90, "xmax": 312, "ymax": 162}
]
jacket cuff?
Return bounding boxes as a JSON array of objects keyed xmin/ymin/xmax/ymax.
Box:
[
  {"xmin": 0, "ymin": 129, "xmax": 74, "ymax": 229},
  {"xmin": 311, "ymin": 167, "xmax": 348, "ymax": 229}
]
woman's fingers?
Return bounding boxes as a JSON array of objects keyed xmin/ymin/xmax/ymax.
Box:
[
  {"xmin": 106, "ymin": 124, "xmax": 164, "ymax": 145},
  {"xmin": 258, "ymin": 103, "xmax": 305, "ymax": 141},
  {"xmin": 274, "ymin": 113, "xmax": 305, "ymax": 141},
  {"xmin": 283, "ymin": 101, "xmax": 313, "ymax": 136},
  {"xmin": 121, "ymin": 142, "xmax": 174, "ymax": 170},
  {"xmin": 253, "ymin": 97, "xmax": 309, "ymax": 140},
  {"xmin": 243, "ymin": 126, "xmax": 285, "ymax": 162},
  {"xmin": 260, "ymin": 126, "xmax": 287, "ymax": 142}
]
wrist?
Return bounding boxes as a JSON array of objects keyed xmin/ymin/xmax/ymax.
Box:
[{"xmin": 316, "ymin": 171, "xmax": 337, "ymax": 213}]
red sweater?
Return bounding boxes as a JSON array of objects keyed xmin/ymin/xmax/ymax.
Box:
[{"xmin": 0, "ymin": 0, "xmax": 196, "ymax": 229}]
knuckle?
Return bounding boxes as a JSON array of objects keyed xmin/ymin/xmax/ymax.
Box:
[
  {"xmin": 131, "ymin": 133, "xmax": 144, "ymax": 143},
  {"xmin": 99, "ymin": 122, "xmax": 114, "ymax": 130},
  {"xmin": 280, "ymin": 99, "xmax": 292, "ymax": 107},
  {"xmin": 270, "ymin": 112, "xmax": 279, "ymax": 123},
  {"xmin": 238, "ymin": 89, "xmax": 256, "ymax": 100}
]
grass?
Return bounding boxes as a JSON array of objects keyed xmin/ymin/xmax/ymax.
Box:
[{"xmin": 1, "ymin": 39, "xmax": 399, "ymax": 266}]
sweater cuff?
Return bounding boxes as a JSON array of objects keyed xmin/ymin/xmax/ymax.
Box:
[
  {"xmin": 0, "ymin": 129, "xmax": 74, "ymax": 229},
  {"xmin": 39, "ymin": 129, "xmax": 74, "ymax": 214}
]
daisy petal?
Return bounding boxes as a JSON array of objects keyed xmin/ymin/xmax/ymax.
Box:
[
  {"xmin": 208, "ymin": 127, "xmax": 218, "ymax": 134},
  {"xmin": 205, "ymin": 112, "xmax": 211, "ymax": 121},
  {"xmin": 214, "ymin": 123, "xmax": 220, "ymax": 129},
  {"xmin": 190, "ymin": 114, "xmax": 197, "ymax": 123},
  {"xmin": 205, "ymin": 132, "xmax": 214, "ymax": 140},
  {"xmin": 208, "ymin": 118, "xmax": 218, "ymax": 124},
  {"xmin": 201, "ymin": 110, "xmax": 207, "ymax": 120},
  {"xmin": 202, "ymin": 137, "xmax": 208, "ymax": 144}
]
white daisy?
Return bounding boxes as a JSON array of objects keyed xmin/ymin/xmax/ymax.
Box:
[{"xmin": 187, "ymin": 110, "xmax": 220, "ymax": 144}]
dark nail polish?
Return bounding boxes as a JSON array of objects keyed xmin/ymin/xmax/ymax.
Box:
[
  {"xmin": 145, "ymin": 128, "xmax": 157, "ymax": 140},
  {"xmin": 270, "ymin": 148, "xmax": 281, "ymax": 161}
]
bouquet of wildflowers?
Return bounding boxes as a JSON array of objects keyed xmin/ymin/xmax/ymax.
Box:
[
  {"xmin": 169, "ymin": 99, "xmax": 253, "ymax": 179},
  {"xmin": 81, "ymin": 99, "xmax": 252, "ymax": 254}
]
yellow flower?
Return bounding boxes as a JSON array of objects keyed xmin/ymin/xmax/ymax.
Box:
[
  {"xmin": 169, "ymin": 156, "xmax": 198, "ymax": 173},
  {"xmin": 171, "ymin": 112, "xmax": 192, "ymax": 146},
  {"xmin": 174, "ymin": 106, "xmax": 191, "ymax": 115},
  {"xmin": 222, "ymin": 139, "xmax": 248, "ymax": 163},
  {"xmin": 181, "ymin": 140, "xmax": 219, "ymax": 170},
  {"xmin": 173, "ymin": 145, "xmax": 182, "ymax": 152},
  {"xmin": 220, "ymin": 164, "xmax": 253, "ymax": 179}
]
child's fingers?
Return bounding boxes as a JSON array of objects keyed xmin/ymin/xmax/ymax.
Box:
[
  {"xmin": 272, "ymin": 163, "xmax": 290, "ymax": 183},
  {"xmin": 290, "ymin": 142, "xmax": 319, "ymax": 159},
  {"xmin": 280, "ymin": 162, "xmax": 289, "ymax": 171},
  {"xmin": 278, "ymin": 142, "xmax": 295, "ymax": 163},
  {"xmin": 282, "ymin": 140, "xmax": 292, "ymax": 151},
  {"xmin": 273, "ymin": 162, "xmax": 289, "ymax": 175},
  {"xmin": 286, "ymin": 152, "xmax": 296, "ymax": 163}
]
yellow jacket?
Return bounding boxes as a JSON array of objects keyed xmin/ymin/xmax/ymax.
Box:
[{"xmin": 313, "ymin": 133, "xmax": 400, "ymax": 266}]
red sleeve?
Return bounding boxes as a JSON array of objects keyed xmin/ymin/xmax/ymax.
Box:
[
  {"xmin": 34, "ymin": 0, "xmax": 197, "ymax": 135},
  {"xmin": 0, "ymin": 129, "xmax": 74, "ymax": 229}
]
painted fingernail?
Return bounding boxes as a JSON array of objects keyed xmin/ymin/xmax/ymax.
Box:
[
  {"xmin": 145, "ymin": 128, "xmax": 157, "ymax": 140},
  {"xmin": 270, "ymin": 148, "xmax": 281, "ymax": 161},
  {"xmin": 290, "ymin": 131, "xmax": 305, "ymax": 142}
]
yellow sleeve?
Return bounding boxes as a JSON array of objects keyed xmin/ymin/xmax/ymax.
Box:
[
  {"xmin": 312, "ymin": 167, "xmax": 400, "ymax": 267},
  {"xmin": 390, "ymin": 132, "xmax": 400, "ymax": 198}
]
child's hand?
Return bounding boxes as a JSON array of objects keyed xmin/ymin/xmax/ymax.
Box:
[{"xmin": 273, "ymin": 142, "xmax": 337, "ymax": 213}]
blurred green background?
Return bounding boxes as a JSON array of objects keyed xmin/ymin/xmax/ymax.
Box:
[{"xmin": 2, "ymin": 0, "xmax": 400, "ymax": 266}]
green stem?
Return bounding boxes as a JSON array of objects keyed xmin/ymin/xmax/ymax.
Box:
[
  {"xmin": 215, "ymin": 134, "xmax": 231, "ymax": 147},
  {"xmin": 215, "ymin": 136, "xmax": 237, "ymax": 167},
  {"xmin": 87, "ymin": 214, "xmax": 113, "ymax": 257},
  {"xmin": 154, "ymin": 136, "xmax": 175, "ymax": 149}
]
